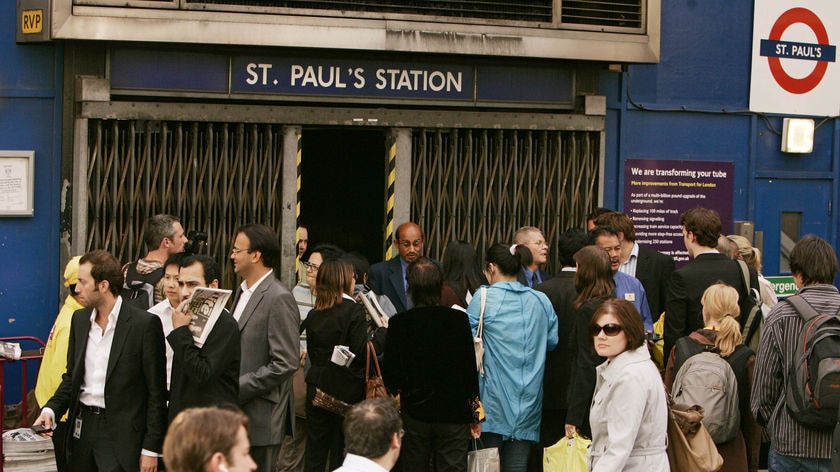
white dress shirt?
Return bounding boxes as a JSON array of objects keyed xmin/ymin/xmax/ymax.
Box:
[
  {"xmin": 232, "ymin": 269, "xmax": 274, "ymax": 322},
  {"xmin": 332, "ymin": 453, "xmax": 389, "ymax": 472},
  {"xmin": 148, "ymin": 299, "xmax": 176, "ymax": 389},
  {"xmin": 78, "ymin": 297, "xmax": 122, "ymax": 408}
]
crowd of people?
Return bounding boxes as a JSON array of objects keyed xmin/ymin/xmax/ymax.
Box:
[{"xmin": 28, "ymin": 206, "xmax": 840, "ymax": 472}]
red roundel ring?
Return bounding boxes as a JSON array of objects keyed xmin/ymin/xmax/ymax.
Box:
[{"xmin": 767, "ymin": 7, "xmax": 829, "ymax": 94}]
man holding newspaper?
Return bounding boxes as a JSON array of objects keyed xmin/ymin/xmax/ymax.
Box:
[{"xmin": 168, "ymin": 254, "xmax": 241, "ymax": 422}]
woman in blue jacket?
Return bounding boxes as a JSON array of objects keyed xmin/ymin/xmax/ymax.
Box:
[{"xmin": 466, "ymin": 243, "xmax": 559, "ymax": 472}]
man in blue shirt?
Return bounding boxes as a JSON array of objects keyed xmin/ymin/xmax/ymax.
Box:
[{"xmin": 591, "ymin": 225, "xmax": 653, "ymax": 331}]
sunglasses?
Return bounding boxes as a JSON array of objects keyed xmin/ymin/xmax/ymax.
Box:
[{"xmin": 590, "ymin": 323, "xmax": 624, "ymax": 337}]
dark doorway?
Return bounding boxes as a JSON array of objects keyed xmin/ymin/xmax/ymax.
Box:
[{"xmin": 300, "ymin": 128, "xmax": 386, "ymax": 265}]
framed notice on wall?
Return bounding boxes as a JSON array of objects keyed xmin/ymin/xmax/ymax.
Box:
[{"xmin": 0, "ymin": 151, "xmax": 35, "ymax": 216}]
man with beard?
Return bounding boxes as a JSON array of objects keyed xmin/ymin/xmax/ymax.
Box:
[{"xmin": 369, "ymin": 222, "xmax": 427, "ymax": 313}]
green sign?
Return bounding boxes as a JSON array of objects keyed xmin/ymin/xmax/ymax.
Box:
[{"xmin": 765, "ymin": 276, "xmax": 798, "ymax": 298}]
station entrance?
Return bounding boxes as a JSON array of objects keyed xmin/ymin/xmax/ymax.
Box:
[
  {"xmin": 77, "ymin": 109, "xmax": 602, "ymax": 287},
  {"xmin": 300, "ymin": 128, "xmax": 386, "ymax": 266}
]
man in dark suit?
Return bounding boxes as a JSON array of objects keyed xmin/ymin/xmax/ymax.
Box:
[
  {"xmin": 369, "ymin": 221, "xmax": 426, "ymax": 313},
  {"xmin": 664, "ymin": 207, "xmax": 759, "ymax": 367},
  {"xmin": 34, "ymin": 249, "xmax": 168, "ymax": 472},
  {"xmin": 230, "ymin": 224, "xmax": 300, "ymax": 472},
  {"xmin": 594, "ymin": 211, "xmax": 675, "ymax": 321},
  {"xmin": 167, "ymin": 254, "xmax": 240, "ymax": 422},
  {"xmin": 514, "ymin": 226, "xmax": 552, "ymax": 286}
]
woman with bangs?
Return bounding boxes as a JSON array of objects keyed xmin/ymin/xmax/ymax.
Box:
[
  {"xmin": 587, "ymin": 299, "xmax": 669, "ymax": 471},
  {"xmin": 301, "ymin": 259, "xmax": 371, "ymax": 472},
  {"xmin": 565, "ymin": 245, "xmax": 615, "ymax": 439}
]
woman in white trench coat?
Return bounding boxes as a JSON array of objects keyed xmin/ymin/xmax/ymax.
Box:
[{"xmin": 587, "ymin": 298, "xmax": 669, "ymax": 472}]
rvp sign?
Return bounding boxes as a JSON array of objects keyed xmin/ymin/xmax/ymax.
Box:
[
  {"xmin": 21, "ymin": 9, "xmax": 43, "ymax": 34},
  {"xmin": 750, "ymin": 1, "xmax": 840, "ymax": 116}
]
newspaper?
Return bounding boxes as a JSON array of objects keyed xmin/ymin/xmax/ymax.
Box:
[
  {"xmin": 184, "ymin": 287, "xmax": 232, "ymax": 348},
  {"xmin": 2, "ymin": 341, "xmax": 22, "ymax": 360},
  {"xmin": 359, "ymin": 291, "xmax": 389, "ymax": 328}
]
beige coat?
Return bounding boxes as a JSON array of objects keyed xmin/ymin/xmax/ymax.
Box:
[{"xmin": 588, "ymin": 345, "xmax": 670, "ymax": 472}]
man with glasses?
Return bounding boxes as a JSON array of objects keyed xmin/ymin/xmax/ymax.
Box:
[
  {"xmin": 229, "ymin": 224, "xmax": 300, "ymax": 472},
  {"xmin": 370, "ymin": 222, "xmax": 427, "ymax": 313},
  {"xmin": 590, "ymin": 225, "xmax": 654, "ymax": 332},
  {"xmin": 513, "ymin": 226, "xmax": 552, "ymax": 287},
  {"xmin": 167, "ymin": 254, "xmax": 240, "ymax": 422}
]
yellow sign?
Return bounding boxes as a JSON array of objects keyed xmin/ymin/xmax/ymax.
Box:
[{"xmin": 21, "ymin": 9, "xmax": 43, "ymax": 34}]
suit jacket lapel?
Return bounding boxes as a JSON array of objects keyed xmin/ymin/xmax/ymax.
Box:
[
  {"xmin": 106, "ymin": 305, "xmax": 132, "ymax": 381},
  {"xmin": 72, "ymin": 309, "xmax": 93, "ymax": 391},
  {"xmin": 237, "ymin": 280, "xmax": 269, "ymax": 330},
  {"xmin": 387, "ymin": 259, "xmax": 407, "ymax": 308}
]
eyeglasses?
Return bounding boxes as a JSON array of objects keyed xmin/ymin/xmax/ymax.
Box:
[
  {"xmin": 302, "ymin": 261, "xmax": 320, "ymax": 271},
  {"xmin": 230, "ymin": 247, "xmax": 251, "ymax": 255},
  {"xmin": 590, "ymin": 323, "xmax": 624, "ymax": 337}
]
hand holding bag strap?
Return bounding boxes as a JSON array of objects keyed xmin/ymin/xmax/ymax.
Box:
[{"xmin": 477, "ymin": 287, "xmax": 487, "ymax": 339}]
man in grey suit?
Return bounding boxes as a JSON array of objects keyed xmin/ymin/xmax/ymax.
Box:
[{"xmin": 230, "ymin": 224, "xmax": 301, "ymax": 472}]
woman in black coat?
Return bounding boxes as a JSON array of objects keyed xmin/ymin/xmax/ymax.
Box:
[{"xmin": 301, "ymin": 259, "xmax": 370, "ymax": 472}]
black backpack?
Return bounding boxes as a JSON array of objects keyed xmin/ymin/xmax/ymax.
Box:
[
  {"xmin": 784, "ymin": 294, "xmax": 840, "ymax": 430},
  {"xmin": 122, "ymin": 262, "xmax": 164, "ymax": 310}
]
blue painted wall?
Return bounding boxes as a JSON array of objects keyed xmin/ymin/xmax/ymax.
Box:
[
  {"xmin": 0, "ymin": 0, "xmax": 62, "ymax": 402},
  {"xmin": 602, "ymin": 0, "xmax": 840, "ymax": 275}
]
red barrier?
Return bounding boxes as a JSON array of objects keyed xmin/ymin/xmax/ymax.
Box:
[{"xmin": 0, "ymin": 336, "xmax": 46, "ymax": 472}]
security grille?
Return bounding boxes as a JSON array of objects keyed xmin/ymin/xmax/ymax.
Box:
[
  {"xmin": 412, "ymin": 129, "xmax": 600, "ymax": 274},
  {"xmin": 189, "ymin": 0, "xmax": 554, "ymax": 23},
  {"xmin": 561, "ymin": 0, "xmax": 643, "ymax": 29},
  {"xmin": 85, "ymin": 119, "xmax": 285, "ymax": 286},
  {"xmin": 84, "ymin": 121, "xmax": 598, "ymax": 285},
  {"xmin": 181, "ymin": 0, "xmax": 643, "ymax": 29}
]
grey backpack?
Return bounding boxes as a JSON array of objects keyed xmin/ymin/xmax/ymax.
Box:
[{"xmin": 671, "ymin": 350, "xmax": 741, "ymax": 444}]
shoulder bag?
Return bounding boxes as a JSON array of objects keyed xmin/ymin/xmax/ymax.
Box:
[
  {"xmin": 366, "ymin": 341, "xmax": 388, "ymax": 399},
  {"xmin": 474, "ymin": 287, "xmax": 487, "ymax": 375}
]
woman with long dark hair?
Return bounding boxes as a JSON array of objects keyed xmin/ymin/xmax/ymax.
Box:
[
  {"xmin": 465, "ymin": 243, "xmax": 558, "ymax": 472},
  {"xmin": 565, "ymin": 245, "xmax": 615, "ymax": 439},
  {"xmin": 301, "ymin": 259, "xmax": 369, "ymax": 472},
  {"xmin": 441, "ymin": 240, "xmax": 487, "ymax": 309}
]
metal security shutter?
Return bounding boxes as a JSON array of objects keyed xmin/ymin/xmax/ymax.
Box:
[
  {"xmin": 412, "ymin": 128, "xmax": 599, "ymax": 273},
  {"xmin": 85, "ymin": 120, "xmax": 284, "ymax": 285}
]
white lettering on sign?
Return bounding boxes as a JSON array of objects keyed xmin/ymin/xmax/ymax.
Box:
[
  {"xmin": 245, "ymin": 63, "xmax": 273, "ymax": 85},
  {"xmin": 374, "ymin": 69, "xmax": 462, "ymax": 92}
]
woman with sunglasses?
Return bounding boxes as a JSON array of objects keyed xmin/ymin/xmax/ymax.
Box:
[
  {"xmin": 466, "ymin": 243, "xmax": 558, "ymax": 472},
  {"xmin": 663, "ymin": 282, "xmax": 760, "ymax": 472},
  {"xmin": 587, "ymin": 298, "xmax": 669, "ymax": 471},
  {"xmin": 565, "ymin": 245, "xmax": 615, "ymax": 439}
]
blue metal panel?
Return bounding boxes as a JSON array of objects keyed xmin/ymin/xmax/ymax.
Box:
[
  {"xmin": 0, "ymin": 0, "xmax": 62, "ymax": 402},
  {"xmin": 601, "ymin": 0, "xmax": 839, "ymax": 283}
]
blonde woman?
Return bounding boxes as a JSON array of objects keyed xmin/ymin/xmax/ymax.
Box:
[
  {"xmin": 664, "ymin": 283, "xmax": 761, "ymax": 472},
  {"xmin": 726, "ymin": 234, "xmax": 777, "ymax": 310}
]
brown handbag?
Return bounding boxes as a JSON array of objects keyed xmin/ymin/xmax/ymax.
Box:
[
  {"xmin": 366, "ymin": 341, "xmax": 388, "ymax": 399},
  {"xmin": 666, "ymin": 402, "xmax": 724, "ymax": 472}
]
